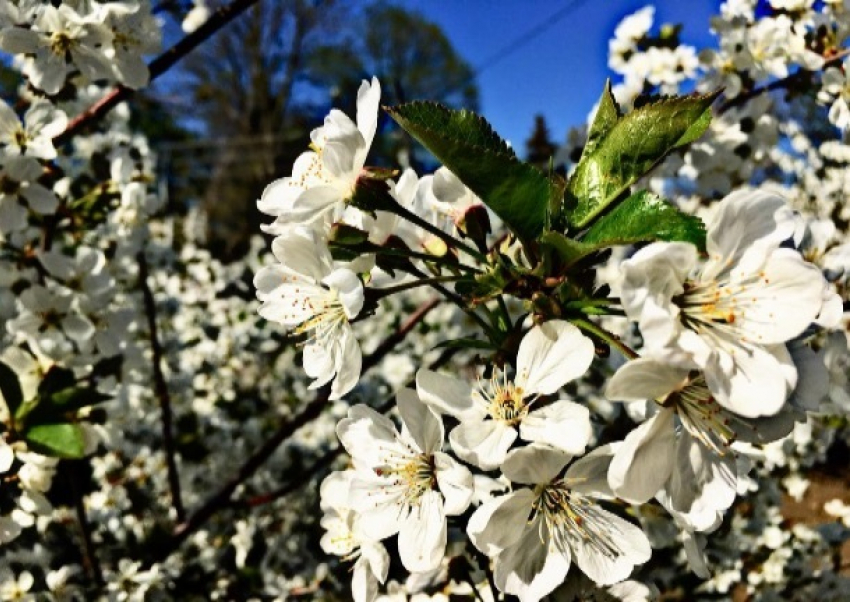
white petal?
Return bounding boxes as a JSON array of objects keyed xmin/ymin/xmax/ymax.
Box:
[
  {"xmin": 496, "ymin": 520, "xmax": 571, "ymax": 602},
  {"xmin": 564, "ymin": 443, "xmax": 621, "ymax": 499},
  {"xmin": 329, "ymin": 330, "xmax": 361, "ymax": 400},
  {"xmin": 787, "ymin": 340, "xmax": 828, "ymax": 412},
  {"xmin": 703, "ymin": 190, "xmax": 794, "ymax": 281},
  {"xmin": 502, "ymin": 444, "xmax": 571, "ymax": 484},
  {"xmin": 664, "ymin": 436, "xmax": 736, "ymax": 529},
  {"xmin": 361, "ymin": 541, "xmax": 389, "ymax": 582},
  {"xmin": 323, "ymin": 268, "xmax": 363, "ymax": 319},
  {"xmin": 467, "ymin": 489, "xmax": 535, "ymax": 556},
  {"xmin": 396, "ymin": 388, "xmax": 443, "ymax": 455},
  {"xmin": 520, "ymin": 400, "xmax": 591, "ymax": 455},
  {"xmin": 516, "ymin": 320, "xmax": 594, "ymax": 395},
  {"xmin": 0, "ymin": 440, "xmax": 13, "ymax": 472},
  {"xmin": 605, "ymin": 357, "xmax": 690, "ymax": 403},
  {"xmin": 571, "ymin": 508, "xmax": 651, "ymax": 586},
  {"xmin": 449, "ymin": 419, "xmax": 516, "ymax": 471},
  {"xmin": 416, "ymin": 369, "xmax": 483, "ymax": 420},
  {"xmin": 357, "ymin": 77, "xmax": 381, "ymax": 150},
  {"xmin": 398, "ymin": 490, "xmax": 446, "ymax": 573},
  {"xmin": 434, "ymin": 451, "xmax": 473, "ymax": 515},
  {"xmin": 336, "ymin": 404, "xmax": 398, "ymax": 465},
  {"xmin": 706, "ymin": 343, "xmax": 793, "ymax": 417},
  {"xmin": 732, "ymin": 248, "xmax": 827, "ymax": 344},
  {"xmin": 607, "ymin": 410, "xmax": 677, "ymax": 504},
  {"xmin": 287, "ymin": 185, "xmax": 343, "ymax": 224},
  {"xmin": 352, "ymin": 556, "xmax": 378, "ymax": 602}
]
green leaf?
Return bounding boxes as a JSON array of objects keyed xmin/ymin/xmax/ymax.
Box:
[
  {"xmin": 566, "ymin": 88, "xmax": 718, "ymax": 229},
  {"xmin": 0, "ymin": 360, "xmax": 23, "ymax": 415},
  {"xmin": 24, "ymin": 423, "xmax": 86, "ymax": 459},
  {"xmin": 584, "ymin": 80, "xmax": 621, "ymax": 157},
  {"xmin": 538, "ymin": 232, "xmax": 595, "ymax": 269},
  {"xmin": 581, "ymin": 190, "xmax": 706, "ymax": 250},
  {"xmin": 387, "ymin": 102, "xmax": 563, "ymax": 241}
]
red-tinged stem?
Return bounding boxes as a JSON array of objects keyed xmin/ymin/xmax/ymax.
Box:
[
  {"xmin": 138, "ymin": 251, "xmax": 186, "ymax": 523},
  {"xmin": 54, "ymin": 0, "xmax": 264, "ymax": 145}
]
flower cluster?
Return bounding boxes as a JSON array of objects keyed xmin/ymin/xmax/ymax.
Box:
[{"xmin": 0, "ymin": 1, "xmax": 848, "ymax": 601}]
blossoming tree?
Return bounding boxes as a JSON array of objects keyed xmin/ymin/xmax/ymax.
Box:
[{"xmin": 0, "ymin": 1, "xmax": 849, "ymax": 601}]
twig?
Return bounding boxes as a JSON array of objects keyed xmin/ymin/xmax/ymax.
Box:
[
  {"xmin": 243, "ymin": 346, "xmax": 459, "ymax": 508},
  {"xmin": 68, "ymin": 463, "xmax": 104, "ymax": 587},
  {"xmin": 54, "ymin": 0, "xmax": 263, "ymax": 145},
  {"xmin": 149, "ymin": 295, "xmax": 444, "ymax": 562},
  {"xmin": 362, "ymin": 297, "xmax": 440, "ymax": 371},
  {"xmin": 719, "ymin": 49, "xmax": 850, "ymax": 114},
  {"xmin": 138, "ymin": 251, "xmax": 186, "ymax": 523}
]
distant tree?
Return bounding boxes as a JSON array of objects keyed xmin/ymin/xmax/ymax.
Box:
[
  {"xmin": 525, "ymin": 114, "xmax": 557, "ymax": 171},
  {"xmin": 161, "ymin": 1, "xmax": 477, "ymax": 259},
  {"xmin": 306, "ymin": 3, "xmax": 479, "ymax": 169},
  {"xmin": 167, "ymin": 0, "xmax": 350, "ymax": 260}
]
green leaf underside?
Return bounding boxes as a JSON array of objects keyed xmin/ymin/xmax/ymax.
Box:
[
  {"xmin": 567, "ymin": 88, "xmax": 718, "ymax": 229},
  {"xmin": 387, "ymin": 102, "xmax": 561, "ymax": 241},
  {"xmin": 24, "ymin": 423, "xmax": 86, "ymax": 459},
  {"xmin": 582, "ymin": 190, "xmax": 707, "ymax": 250},
  {"xmin": 0, "ymin": 360, "xmax": 23, "ymax": 415}
]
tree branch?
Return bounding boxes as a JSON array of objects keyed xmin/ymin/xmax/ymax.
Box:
[
  {"xmin": 68, "ymin": 463, "xmax": 104, "ymax": 588},
  {"xmin": 719, "ymin": 49, "xmax": 850, "ymax": 114},
  {"xmin": 54, "ymin": 0, "xmax": 264, "ymax": 145},
  {"xmin": 138, "ymin": 251, "xmax": 186, "ymax": 523},
  {"xmin": 149, "ymin": 295, "xmax": 443, "ymax": 562},
  {"xmin": 243, "ymin": 345, "xmax": 458, "ymax": 508}
]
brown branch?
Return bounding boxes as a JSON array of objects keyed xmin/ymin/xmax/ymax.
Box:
[
  {"xmin": 243, "ymin": 345, "xmax": 458, "ymax": 508},
  {"xmin": 138, "ymin": 251, "xmax": 186, "ymax": 523},
  {"xmin": 719, "ymin": 49, "xmax": 850, "ymax": 114},
  {"xmin": 54, "ymin": 0, "xmax": 264, "ymax": 145},
  {"xmin": 148, "ymin": 296, "xmax": 443, "ymax": 562},
  {"xmin": 68, "ymin": 463, "xmax": 104, "ymax": 587}
]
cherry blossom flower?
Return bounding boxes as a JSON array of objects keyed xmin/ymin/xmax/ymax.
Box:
[
  {"xmin": 0, "ymin": 4, "xmax": 113, "ymax": 95},
  {"xmin": 0, "ymin": 99, "xmax": 66, "ymax": 160},
  {"xmin": 417, "ymin": 320, "xmax": 595, "ymax": 470},
  {"xmin": 254, "ymin": 228, "xmax": 364, "ymax": 398},
  {"xmin": 319, "ymin": 471, "xmax": 389, "ymax": 602},
  {"xmin": 336, "ymin": 390, "xmax": 473, "ymax": 573},
  {"xmin": 259, "ymin": 77, "xmax": 381, "ymax": 233},
  {"xmin": 618, "ymin": 189, "xmax": 828, "ymax": 417},
  {"xmin": 605, "ymin": 357, "xmax": 798, "ymax": 530},
  {"xmin": 468, "ymin": 446, "xmax": 652, "ymax": 601}
]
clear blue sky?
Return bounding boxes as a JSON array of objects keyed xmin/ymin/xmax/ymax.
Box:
[{"xmin": 397, "ymin": 0, "xmax": 720, "ymax": 154}]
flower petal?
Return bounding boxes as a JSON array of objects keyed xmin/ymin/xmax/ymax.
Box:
[
  {"xmin": 449, "ymin": 420, "xmax": 516, "ymax": 471},
  {"xmin": 607, "ymin": 409, "xmax": 677, "ymax": 504},
  {"xmin": 519, "ymin": 400, "xmax": 592, "ymax": 455},
  {"xmin": 516, "ymin": 320, "xmax": 595, "ymax": 395},
  {"xmin": 398, "ymin": 489, "xmax": 446, "ymax": 573}
]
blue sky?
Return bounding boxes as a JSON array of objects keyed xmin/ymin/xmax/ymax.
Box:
[{"xmin": 398, "ymin": 0, "xmax": 721, "ymax": 154}]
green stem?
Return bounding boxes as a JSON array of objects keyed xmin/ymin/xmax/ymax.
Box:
[
  {"xmin": 371, "ymin": 275, "xmax": 465, "ymax": 298},
  {"xmin": 571, "ymin": 317, "xmax": 639, "ymax": 360}
]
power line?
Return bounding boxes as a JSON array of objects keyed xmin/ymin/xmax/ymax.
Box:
[
  {"xmin": 473, "ymin": 0, "xmax": 593, "ymax": 78},
  {"xmin": 435, "ymin": 0, "xmax": 592, "ymax": 99}
]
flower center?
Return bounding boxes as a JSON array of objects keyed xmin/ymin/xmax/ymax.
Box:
[
  {"xmin": 663, "ymin": 374, "xmax": 737, "ymax": 455},
  {"xmin": 674, "ymin": 270, "xmax": 771, "ymax": 343},
  {"xmin": 478, "ymin": 370, "xmax": 528, "ymax": 426},
  {"xmin": 531, "ymin": 481, "xmax": 623, "ymax": 559},
  {"xmin": 50, "ymin": 32, "xmax": 75, "ymax": 55},
  {"xmin": 376, "ymin": 452, "xmax": 436, "ymax": 507},
  {"xmin": 293, "ymin": 288, "xmax": 347, "ymax": 345}
]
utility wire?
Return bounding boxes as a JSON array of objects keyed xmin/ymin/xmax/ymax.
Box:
[{"xmin": 436, "ymin": 0, "xmax": 593, "ymax": 98}]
